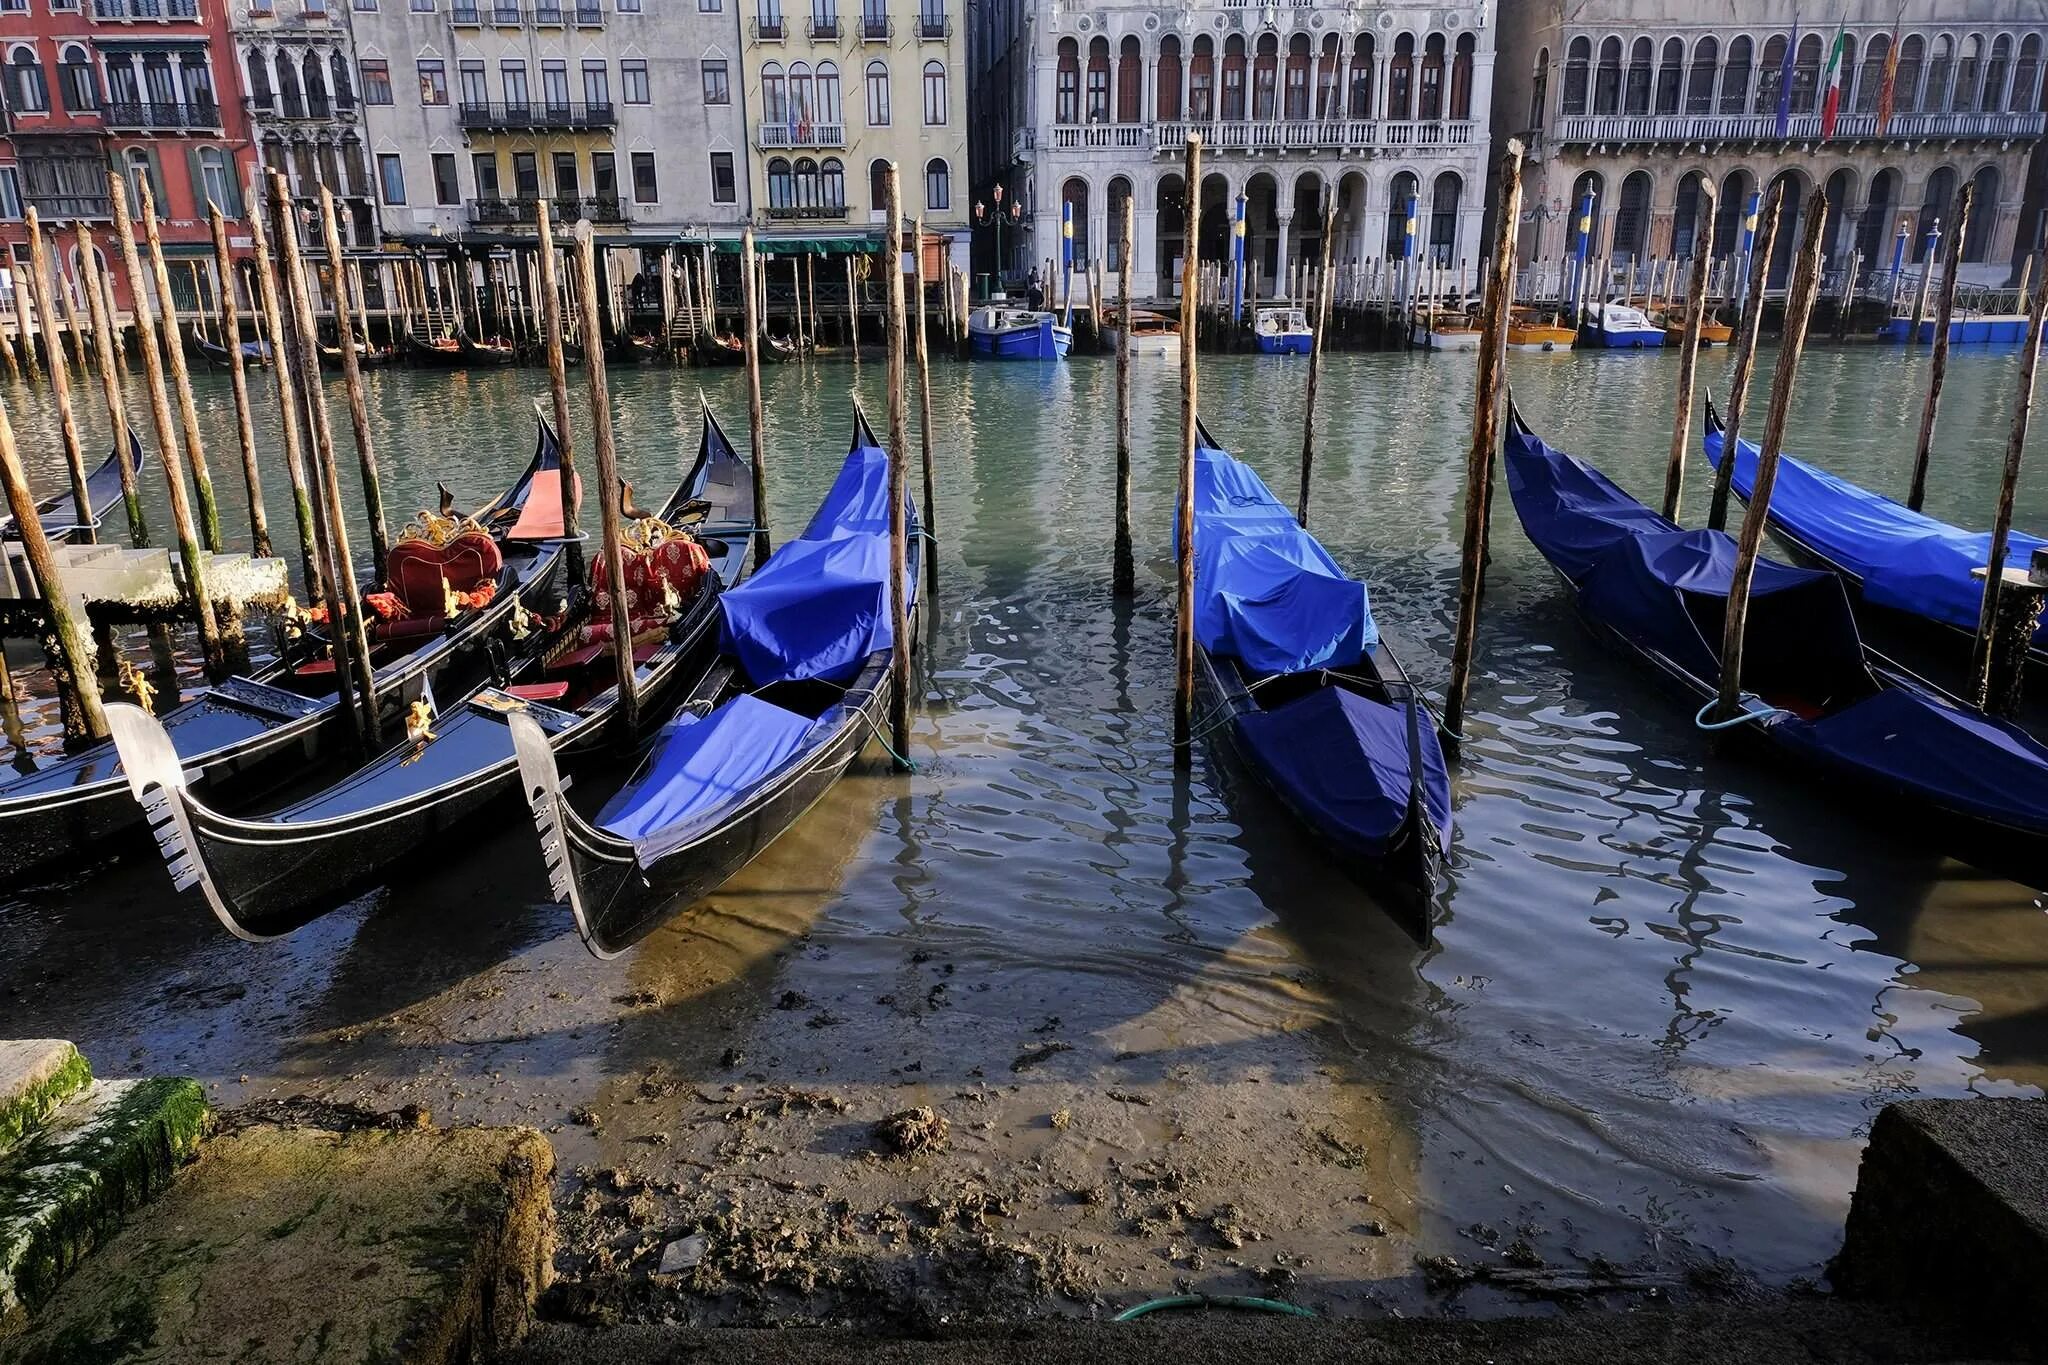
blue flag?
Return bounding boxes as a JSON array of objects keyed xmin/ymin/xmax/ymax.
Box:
[{"xmin": 1774, "ymin": 12, "xmax": 1799, "ymax": 138}]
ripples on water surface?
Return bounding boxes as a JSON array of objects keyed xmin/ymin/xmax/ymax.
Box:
[{"xmin": 2, "ymin": 343, "xmax": 2046, "ymax": 1299}]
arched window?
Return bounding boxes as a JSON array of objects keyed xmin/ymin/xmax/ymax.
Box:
[
  {"xmin": 2017, "ymin": 36, "xmax": 2043, "ymax": 112},
  {"xmin": 1252, "ymin": 33, "xmax": 1278, "ymax": 120},
  {"xmin": 1349, "ymin": 34, "xmax": 1374, "ymax": 118},
  {"xmin": 245, "ymin": 51, "xmax": 274, "ymax": 112},
  {"xmin": 1655, "ymin": 36, "xmax": 1683, "ymax": 113},
  {"xmin": 762, "ymin": 61, "xmax": 787, "ymax": 125},
  {"xmin": 925, "ymin": 156, "xmax": 949, "ymax": 211},
  {"xmin": 1955, "ymin": 34, "xmax": 1982, "ymax": 110},
  {"xmin": 1106, "ymin": 176, "xmax": 1132, "ymax": 269},
  {"xmin": 1613, "ymin": 170, "xmax": 1651, "ymax": 261},
  {"xmin": 1317, "ymin": 35, "xmax": 1341, "ymax": 119},
  {"xmin": 1221, "ymin": 35, "xmax": 1247, "ymax": 120},
  {"xmin": 1924, "ymin": 35, "xmax": 1953, "ymax": 111},
  {"xmin": 276, "ymin": 51, "xmax": 304, "ymax": 118},
  {"xmin": 1428, "ymin": 171, "xmax": 1459, "ymax": 263},
  {"xmin": 330, "ymin": 52, "xmax": 354, "ymax": 110},
  {"xmin": 1451, "ymin": 33, "xmax": 1475, "ymax": 119},
  {"xmin": 1857, "ymin": 33, "xmax": 1889, "ymax": 112},
  {"xmin": 923, "ymin": 59, "xmax": 946, "ymax": 123},
  {"xmin": 1984, "ymin": 35, "xmax": 2012, "ymax": 111},
  {"xmin": 1055, "ymin": 39, "xmax": 1078, "ymax": 123},
  {"xmin": 1562, "ymin": 36, "xmax": 1590, "ymax": 115},
  {"xmin": 792, "ymin": 156, "xmax": 819, "ymax": 208},
  {"xmin": 821, "ymin": 156, "xmax": 845, "ymax": 209},
  {"xmin": 1593, "ymin": 35, "xmax": 1621, "ymax": 114},
  {"xmin": 7, "ymin": 48, "xmax": 48, "ymax": 115},
  {"xmin": 53, "ymin": 43, "xmax": 94, "ymax": 114},
  {"xmin": 1858, "ymin": 168, "xmax": 1899, "ymax": 262},
  {"xmin": 124, "ymin": 147, "xmax": 157, "ymax": 213},
  {"xmin": 1918, "ymin": 165, "xmax": 1956, "ymax": 243},
  {"xmin": 1384, "ymin": 170, "xmax": 1418, "ymax": 256},
  {"xmin": 1157, "ymin": 36, "xmax": 1182, "ymax": 120},
  {"xmin": 1721, "ymin": 36, "xmax": 1752, "ymax": 114},
  {"xmin": 1284, "ymin": 34, "xmax": 1310, "ymax": 121},
  {"xmin": 1623, "ymin": 36, "xmax": 1652, "ymax": 114},
  {"xmin": 1190, "ymin": 36, "xmax": 1214, "ymax": 120},
  {"xmin": 195, "ymin": 145, "xmax": 235, "ymax": 213},
  {"xmin": 816, "ymin": 61, "xmax": 841, "ymax": 123},
  {"xmin": 1687, "ymin": 36, "xmax": 1718, "ymax": 113},
  {"xmin": 1672, "ymin": 171, "xmax": 1704, "ymax": 257},
  {"xmin": 1118, "ymin": 37, "xmax": 1142, "ymax": 122},
  {"xmin": 788, "ymin": 61, "xmax": 812, "ymax": 127},
  {"xmin": 1822, "ymin": 168, "xmax": 1854, "ymax": 260},
  {"xmin": 1388, "ymin": 33, "xmax": 1413, "ymax": 119},
  {"xmin": 1062, "ymin": 177, "xmax": 1089, "ymax": 263},
  {"xmin": 1528, "ymin": 45, "xmax": 1549, "ymax": 126},
  {"xmin": 1835, "ymin": 36, "xmax": 1859, "ymax": 114},
  {"xmin": 869, "ymin": 158, "xmax": 888, "ymax": 211},
  {"xmin": 303, "ymin": 50, "xmax": 329, "ymax": 117},
  {"xmin": 1086, "ymin": 37, "xmax": 1110, "ymax": 122},
  {"xmin": 1964, "ymin": 165, "xmax": 1998, "ymax": 262},
  {"xmin": 1792, "ymin": 31, "xmax": 1823, "ymax": 113},
  {"xmin": 1755, "ymin": 34, "xmax": 1787, "ymax": 115},
  {"xmin": 865, "ymin": 59, "xmax": 889, "ymax": 125},
  {"xmin": 1419, "ymin": 33, "xmax": 1445, "ymax": 120}
]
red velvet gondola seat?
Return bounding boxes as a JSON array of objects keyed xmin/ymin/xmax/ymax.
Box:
[
  {"xmin": 373, "ymin": 527, "xmax": 503, "ymax": 644},
  {"xmin": 580, "ymin": 533, "xmax": 711, "ymax": 649}
]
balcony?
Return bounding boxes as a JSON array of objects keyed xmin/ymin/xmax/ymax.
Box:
[
  {"xmin": 245, "ymin": 94, "xmax": 355, "ymax": 123},
  {"xmin": 574, "ymin": 2, "xmax": 603, "ymax": 23},
  {"xmin": 534, "ymin": 2, "xmax": 564, "ymax": 21},
  {"xmin": 452, "ymin": 4, "xmax": 481, "ymax": 20},
  {"xmin": 1552, "ymin": 108, "xmax": 2048, "ymax": 147},
  {"xmin": 766, "ymin": 202, "xmax": 849, "ymax": 220},
  {"xmin": 103, "ymin": 100, "xmax": 222, "ymax": 129},
  {"xmin": 808, "ymin": 16, "xmax": 840, "ymax": 38},
  {"xmin": 457, "ymin": 100, "xmax": 617, "ymax": 131},
  {"xmin": 916, "ymin": 13, "xmax": 948, "ymax": 38},
  {"xmin": 25, "ymin": 192, "xmax": 111, "ymax": 220},
  {"xmin": 859, "ymin": 14, "xmax": 890, "ymax": 40},
  {"xmin": 469, "ymin": 195, "xmax": 625, "ymax": 226},
  {"xmin": 1145, "ymin": 117, "xmax": 1477, "ymax": 153},
  {"xmin": 754, "ymin": 17, "xmax": 785, "ymax": 40},
  {"xmin": 92, "ymin": 0, "xmax": 199, "ymax": 17},
  {"xmin": 758, "ymin": 120, "xmax": 847, "ymax": 148}
]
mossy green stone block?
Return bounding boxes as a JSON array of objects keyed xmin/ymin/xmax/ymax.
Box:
[{"xmin": 0, "ymin": 1044, "xmax": 92, "ymax": 1154}]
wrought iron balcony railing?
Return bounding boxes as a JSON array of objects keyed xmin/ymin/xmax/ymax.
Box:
[
  {"xmin": 469, "ymin": 195, "xmax": 625, "ymax": 226},
  {"xmin": 103, "ymin": 99, "xmax": 221, "ymax": 129},
  {"xmin": 456, "ymin": 99, "xmax": 616, "ymax": 130}
]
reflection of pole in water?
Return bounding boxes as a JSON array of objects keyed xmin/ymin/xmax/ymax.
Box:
[{"xmin": 1655, "ymin": 785, "xmax": 1733, "ymax": 1062}]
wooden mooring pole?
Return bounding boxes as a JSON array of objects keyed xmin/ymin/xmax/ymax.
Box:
[
  {"xmin": 533, "ymin": 197, "xmax": 582, "ymax": 583},
  {"xmin": 248, "ymin": 206, "xmax": 321, "ymax": 599},
  {"xmin": 572, "ymin": 220, "xmax": 637, "ymax": 734},
  {"xmin": 847, "ymin": 255, "xmax": 862, "ymax": 375},
  {"xmin": 76, "ymin": 224, "xmax": 145, "ymax": 547},
  {"xmin": 912, "ymin": 217, "xmax": 937, "ymax": 602},
  {"xmin": 139, "ymin": 179, "xmax": 222, "ymax": 554},
  {"xmin": 1442, "ymin": 139, "xmax": 1522, "ymax": 747},
  {"xmin": 1908, "ymin": 182, "xmax": 1974, "ymax": 513},
  {"xmin": 741, "ymin": 226, "xmax": 771, "ymax": 566},
  {"xmin": 0, "ymin": 399, "xmax": 106, "ymax": 742},
  {"xmin": 882, "ymin": 165, "xmax": 913, "ymax": 765},
  {"xmin": 1715, "ymin": 193, "xmax": 1830, "ymax": 724},
  {"xmin": 1174, "ymin": 136, "xmax": 1202, "ymax": 757},
  {"xmin": 208, "ymin": 205, "xmax": 269, "ymax": 559},
  {"xmin": 1662, "ymin": 178, "xmax": 1717, "ymax": 521},
  {"xmin": 1298, "ymin": 186, "xmax": 1337, "ymax": 528},
  {"xmin": 319, "ymin": 189, "xmax": 389, "ymax": 570},
  {"xmin": 1113, "ymin": 195, "xmax": 1135, "ymax": 596},
  {"xmin": 1707, "ymin": 183, "xmax": 1784, "ymax": 533},
  {"xmin": 23, "ymin": 211, "xmax": 94, "ymax": 543},
  {"xmin": 1970, "ymin": 249, "xmax": 2048, "ymax": 715}
]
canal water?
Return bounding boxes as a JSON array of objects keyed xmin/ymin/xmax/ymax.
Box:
[{"xmin": 1, "ymin": 343, "xmax": 2044, "ymax": 1318}]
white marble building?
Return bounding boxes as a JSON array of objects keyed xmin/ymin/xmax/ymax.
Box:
[{"xmin": 970, "ymin": 0, "xmax": 1495, "ymax": 299}]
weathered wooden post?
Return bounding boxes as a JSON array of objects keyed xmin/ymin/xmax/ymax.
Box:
[
  {"xmin": 1298, "ymin": 187, "xmax": 1338, "ymax": 529},
  {"xmin": 846, "ymin": 254, "xmax": 861, "ymax": 374},
  {"xmin": 1443, "ymin": 140, "xmax": 1522, "ymax": 747},
  {"xmin": 318, "ymin": 189, "xmax": 389, "ymax": 570},
  {"xmin": 1908, "ymin": 218, "xmax": 1938, "ymax": 346},
  {"xmin": 533, "ymin": 198, "xmax": 582, "ymax": 584},
  {"xmin": 572, "ymin": 220, "xmax": 637, "ymax": 734},
  {"xmin": 1175, "ymin": 136, "xmax": 1201, "ymax": 757},
  {"xmin": 1908, "ymin": 183, "xmax": 1974, "ymax": 512},
  {"xmin": 23, "ymin": 211, "xmax": 94, "ymax": 543},
  {"xmin": 249, "ymin": 206, "xmax": 321, "ymax": 597},
  {"xmin": 881, "ymin": 166, "xmax": 913, "ymax": 764},
  {"xmin": 1114, "ymin": 196, "xmax": 1135, "ymax": 596},
  {"xmin": 1970, "ymin": 250, "xmax": 2048, "ymax": 714},
  {"xmin": 207, "ymin": 205, "xmax": 270, "ymax": 559},
  {"xmin": 111, "ymin": 173, "xmax": 225, "ymax": 677},
  {"xmin": 1662, "ymin": 179, "xmax": 1718, "ymax": 521},
  {"xmin": 54, "ymin": 250, "xmax": 90, "ymax": 379},
  {"xmin": 16, "ymin": 275, "xmax": 43, "ymax": 385},
  {"xmin": 739, "ymin": 227, "xmax": 772, "ymax": 565},
  {"xmin": 0, "ymin": 399, "xmax": 106, "ymax": 741},
  {"xmin": 76, "ymin": 224, "xmax": 146, "ymax": 547},
  {"xmin": 1716, "ymin": 194, "xmax": 1830, "ymax": 724},
  {"xmin": 0, "ymin": 296, "xmax": 21, "ymax": 381},
  {"xmin": 139, "ymin": 179, "xmax": 223, "ymax": 553},
  {"xmin": 1707, "ymin": 183, "xmax": 1784, "ymax": 532},
  {"xmin": 911, "ymin": 217, "xmax": 937, "ymax": 601}
]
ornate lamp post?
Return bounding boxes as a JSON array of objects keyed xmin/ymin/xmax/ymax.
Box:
[{"xmin": 974, "ymin": 184, "xmax": 1023, "ymax": 298}]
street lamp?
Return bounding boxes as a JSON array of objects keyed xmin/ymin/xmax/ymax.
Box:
[{"xmin": 975, "ymin": 184, "xmax": 1022, "ymax": 297}]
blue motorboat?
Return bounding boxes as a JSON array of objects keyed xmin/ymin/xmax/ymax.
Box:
[
  {"xmin": 967, "ymin": 305, "xmax": 1071, "ymax": 360},
  {"xmin": 1253, "ymin": 305, "xmax": 1313, "ymax": 355},
  {"xmin": 1509, "ymin": 403, "xmax": 2048, "ymax": 886},
  {"xmin": 1180, "ymin": 421, "xmax": 1451, "ymax": 936},
  {"xmin": 1577, "ymin": 300, "xmax": 1666, "ymax": 349}
]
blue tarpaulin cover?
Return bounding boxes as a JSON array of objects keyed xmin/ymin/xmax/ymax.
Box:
[
  {"xmin": 598, "ymin": 695, "xmax": 816, "ymax": 848},
  {"xmin": 1507, "ymin": 416, "xmax": 2048, "ymax": 840},
  {"xmin": 1237, "ymin": 689, "xmax": 1453, "ymax": 857},
  {"xmin": 1703, "ymin": 425, "xmax": 2045, "ymax": 645},
  {"xmin": 1186, "ymin": 431, "xmax": 1375, "ymax": 674},
  {"xmin": 718, "ymin": 424, "xmax": 908, "ymax": 685}
]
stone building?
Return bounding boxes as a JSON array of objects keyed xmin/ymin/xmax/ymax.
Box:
[
  {"xmin": 969, "ymin": 0, "xmax": 1496, "ymax": 300},
  {"xmin": 1492, "ymin": 0, "xmax": 2048, "ymax": 288},
  {"xmin": 227, "ymin": 0, "xmax": 377, "ymax": 248}
]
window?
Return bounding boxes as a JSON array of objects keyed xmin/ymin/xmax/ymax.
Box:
[
  {"xmin": 331, "ymin": 52, "xmax": 354, "ymax": 109},
  {"xmin": 472, "ymin": 151, "xmax": 500, "ymax": 199},
  {"xmin": 1562, "ymin": 36, "xmax": 1589, "ymax": 114},
  {"xmin": 8, "ymin": 49, "xmax": 48, "ymax": 115},
  {"xmin": 59, "ymin": 43, "xmax": 96, "ymax": 113},
  {"xmin": 624, "ymin": 58, "xmax": 650, "ymax": 102},
  {"xmin": 619, "ymin": 0, "xmax": 641, "ymax": 9},
  {"xmin": 458, "ymin": 59, "xmax": 487, "ymax": 106},
  {"xmin": 698, "ymin": 59, "xmax": 727, "ymax": 104},
  {"xmin": 1252, "ymin": 35, "xmax": 1277, "ymax": 119},
  {"xmin": 196, "ymin": 146, "xmax": 232, "ymax": 211},
  {"xmin": 355, "ymin": 0, "xmax": 377, "ymax": 8},
  {"xmin": 1222, "ymin": 36, "xmax": 1246, "ymax": 119},
  {"xmin": 542, "ymin": 60, "xmax": 569, "ymax": 110},
  {"xmin": 1655, "ymin": 36, "xmax": 1683, "ymax": 114},
  {"xmin": 793, "ymin": 157, "xmax": 818, "ymax": 208},
  {"xmin": 513, "ymin": 151, "xmax": 538, "ymax": 196},
  {"xmin": 432, "ymin": 152, "xmax": 458, "ymax": 204},
  {"xmin": 411, "ymin": 0, "xmax": 432, "ymax": 9},
  {"xmin": 1282, "ymin": 36, "xmax": 1307, "ymax": 121},
  {"xmin": 0, "ymin": 168, "xmax": 18, "ymax": 222},
  {"xmin": 1087, "ymin": 38, "xmax": 1109, "ymax": 121},
  {"xmin": 631, "ymin": 150, "xmax": 656, "ymax": 202},
  {"xmin": 377, "ymin": 152, "xmax": 406, "ymax": 203},
  {"xmin": 700, "ymin": 0, "xmax": 720, "ymax": 10},
  {"xmin": 1451, "ymin": 33, "xmax": 1474, "ymax": 119},
  {"xmin": 1156, "ymin": 36, "xmax": 1181, "ymax": 120},
  {"xmin": 865, "ymin": 59, "xmax": 889, "ymax": 123},
  {"xmin": 1593, "ymin": 35, "xmax": 1621, "ymax": 114},
  {"xmin": 501, "ymin": 60, "xmax": 528, "ymax": 108},
  {"xmin": 1688, "ymin": 37, "xmax": 1718, "ymax": 114},
  {"xmin": 869, "ymin": 158, "xmax": 887, "ymax": 211},
  {"xmin": 1720, "ymin": 36, "xmax": 1751, "ymax": 114},
  {"xmin": 711, "ymin": 150, "xmax": 736, "ymax": 203},
  {"xmin": 816, "ymin": 61, "xmax": 840, "ymax": 121},
  {"xmin": 416, "ymin": 58, "xmax": 446, "ymax": 104},
  {"xmin": 582, "ymin": 59, "xmax": 609, "ymax": 107},
  {"xmin": 1190, "ymin": 37, "xmax": 1213, "ymax": 118},
  {"xmin": 763, "ymin": 62, "xmax": 786, "ymax": 122},
  {"xmin": 768, "ymin": 155, "xmax": 793, "ymax": 208},
  {"xmin": 1623, "ymin": 35, "xmax": 1651, "ymax": 115},
  {"xmin": 922, "ymin": 59, "xmax": 945, "ymax": 123},
  {"xmin": 924, "ymin": 156, "xmax": 948, "ymax": 210},
  {"xmin": 1056, "ymin": 40, "xmax": 1078, "ymax": 123},
  {"xmin": 821, "ymin": 156, "xmax": 843, "ymax": 207},
  {"xmin": 593, "ymin": 150, "xmax": 616, "ymax": 201},
  {"xmin": 123, "ymin": 148, "xmax": 162, "ymax": 217},
  {"xmin": 552, "ymin": 150, "xmax": 577, "ymax": 199},
  {"xmin": 361, "ymin": 58, "xmax": 392, "ymax": 104}
]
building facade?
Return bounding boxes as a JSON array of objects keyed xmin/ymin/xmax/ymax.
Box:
[
  {"xmin": 1493, "ymin": 0, "xmax": 2048, "ymax": 288},
  {"xmin": 738, "ymin": 0, "xmax": 969, "ymax": 262},
  {"xmin": 228, "ymin": 0, "xmax": 376, "ymax": 249},
  {"xmin": 1, "ymin": 0, "xmax": 258, "ymax": 310},
  {"xmin": 971, "ymin": 0, "xmax": 1496, "ymax": 301},
  {"xmin": 347, "ymin": 0, "xmax": 748, "ymax": 247}
]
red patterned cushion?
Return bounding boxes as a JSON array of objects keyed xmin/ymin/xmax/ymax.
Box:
[
  {"xmin": 589, "ymin": 536, "xmax": 711, "ymax": 636},
  {"xmin": 384, "ymin": 530, "xmax": 502, "ymax": 617}
]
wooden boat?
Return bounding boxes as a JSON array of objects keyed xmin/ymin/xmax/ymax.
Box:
[
  {"xmin": 1410, "ymin": 308, "xmax": 1481, "ymax": 352},
  {"xmin": 1507, "ymin": 402, "xmax": 2048, "ymax": 886},
  {"xmin": 607, "ymin": 332, "xmax": 663, "ymax": 366},
  {"xmin": 510, "ymin": 407, "xmax": 920, "ymax": 957},
  {"xmin": 761, "ymin": 333, "xmax": 800, "ymax": 363},
  {"xmin": 0, "ymin": 433, "xmax": 141, "ymax": 541},
  {"xmin": 103, "ymin": 405, "xmax": 755, "ymax": 941},
  {"xmin": 1182, "ymin": 420, "xmax": 1451, "ymax": 936},
  {"xmin": 699, "ymin": 333, "xmax": 747, "ymax": 366},
  {"xmin": 319, "ymin": 340, "xmax": 397, "ymax": 370},
  {"xmin": 968, "ymin": 306, "xmax": 1071, "ymax": 360},
  {"xmin": 1507, "ymin": 307, "xmax": 1576, "ymax": 352},
  {"xmin": 460, "ymin": 333, "xmax": 520, "ymax": 366},
  {"xmin": 1101, "ymin": 307, "xmax": 1181, "ymax": 357},
  {"xmin": 1703, "ymin": 397, "xmax": 2047, "ymax": 669},
  {"xmin": 0, "ymin": 421, "xmax": 570, "ymax": 887},
  {"xmin": 1660, "ymin": 311, "xmax": 1734, "ymax": 346},
  {"xmin": 1253, "ymin": 305, "xmax": 1313, "ymax": 355},
  {"xmin": 402, "ymin": 332, "xmax": 465, "ymax": 367}
]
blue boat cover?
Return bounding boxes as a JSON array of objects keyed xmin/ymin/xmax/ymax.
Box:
[
  {"xmin": 1237, "ymin": 688, "xmax": 1453, "ymax": 857},
  {"xmin": 598, "ymin": 694, "xmax": 816, "ymax": 846},
  {"xmin": 1703, "ymin": 425, "xmax": 2045, "ymax": 644},
  {"xmin": 718, "ymin": 426, "xmax": 910, "ymax": 685},
  {"xmin": 1782, "ymin": 687, "xmax": 2048, "ymax": 827},
  {"xmin": 1187, "ymin": 433, "xmax": 1375, "ymax": 674}
]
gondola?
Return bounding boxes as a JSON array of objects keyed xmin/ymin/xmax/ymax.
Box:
[
  {"xmin": 104, "ymin": 405, "xmax": 755, "ymax": 940},
  {"xmin": 607, "ymin": 332, "xmax": 662, "ymax": 366},
  {"xmin": 1702, "ymin": 397, "xmax": 2046, "ymax": 668},
  {"xmin": 0, "ymin": 433, "xmax": 141, "ymax": 541},
  {"xmin": 192, "ymin": 336, "xmax": 271, "ymax": 369},
  {"xmin": 1180, "ymin": 421, "xmax": 1450, "ymax": 937},
  {"xmin": 760, "ymin": 333, "xmax": 799, "ymax": 363},
  {"xmin": 698, "ymin": 333, "xmax": 747, "ymax": 366},
  {"xmin": 1507, "ymin": 402, "xmax": 2048, "ymax": 887},
  {"xmin": 402, "ymin": 332, "xmax": 465, "ymax": 367},
  {"xmin": 320, "ymin": 340, "xmax": 397, "ymax": 370},
  {"xmin": 0, "ymin": 419, "xmax": 570, "ymax": 887},
  {"xmin": 461, "ymin": 334, "xmax": 520, "ymax": 367},
  {"xmin": 509, "ymin": 407, "xmax": 919, "ymax": 957}
]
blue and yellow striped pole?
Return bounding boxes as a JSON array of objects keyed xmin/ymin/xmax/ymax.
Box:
[
  {"xmin": 1735, "ymin": 190, "xmax": 1761, "ymax": 319},
  {"xmin": 1231, "ymin": 195, "xmax": 1247, "ymax": 322},
  {"xmin": 1061, "ymin": 200, "xmax": 1074, "ymax": 327}
]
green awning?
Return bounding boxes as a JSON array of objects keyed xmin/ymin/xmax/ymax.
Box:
[{"xmin": 715, "ymin": 233, "xmax": 879, "ymax": 256}]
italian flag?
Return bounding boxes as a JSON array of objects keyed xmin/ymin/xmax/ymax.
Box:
[{"xmin": 1820, "ymin": 16, "xmax": 1850, "ymax": 138}]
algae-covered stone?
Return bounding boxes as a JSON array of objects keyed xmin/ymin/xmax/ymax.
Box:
[
  {"xmin": 0, "ymin": 1076, "xmax": 208, "ymax": 1336},
  {"xmin": 0, "ymin": 1043, "xmax": 91, "ymax": 1154},
  {"xmin": 1, "ymin": 1121, "xmax": 555, "ymax": 1365}
]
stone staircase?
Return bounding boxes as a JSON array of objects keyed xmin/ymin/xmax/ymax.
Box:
[{"xmin": 0, "ymin": 1040, "xmax": 208, "ymax": 1339}]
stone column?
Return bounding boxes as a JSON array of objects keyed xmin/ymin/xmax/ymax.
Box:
[
  {"xmin": 1136, "ymin": 205, "xmax": 1158, "ymax": 297},
  {"xmin": 1375, "ymin": 55, "xmax": 1390, "ymax": 119},
  {"xmin": 1274, "ymin": 211, "xmax": 1292, "ymax": 293}
]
